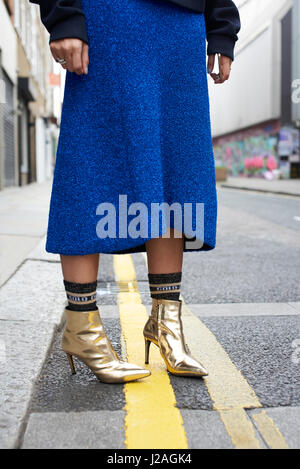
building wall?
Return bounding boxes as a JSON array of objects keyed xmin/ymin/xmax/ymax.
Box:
[
  {"xmin": 209, "ymin": 0, "xmax": 293, "ymax": 137},
  {"xmin": 213, "ymin": 120, "xmax": 280, "ymax": 177},
  {"xmin": 208, "ymin": 0, "xmax": 298, "ymax": 178},
  {"xmin": 0, "ymin": 0, "xmax": 18, "ymax": 189},
  {"xmin": 0, "ymin": 0, "xmax": 17, "ymax": 84},
  {"xmin": 0, "ymin": 0, "xmax": 60, "ymax": 189}
]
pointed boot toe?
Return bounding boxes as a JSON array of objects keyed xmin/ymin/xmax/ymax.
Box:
[
  {"xmin": 172, "ymin": 356, "xmax": 208, "ymax": 377},
  {"xmin": 121, "ymin": 366, "xmax": 151, "ymax": 383}
]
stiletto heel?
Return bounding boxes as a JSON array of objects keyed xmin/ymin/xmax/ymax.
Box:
[
  {"xmin": 145, "ymin": 338, "xmax": 151, "ymax": 364},
  {"xmin": 66, "ymin": 353, "xmax": 76, "ymax": 375}
]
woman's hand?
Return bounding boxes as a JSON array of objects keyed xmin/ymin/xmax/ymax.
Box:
[
  {"xmin": 50, "ymin": 39, "xmax": 89, "ymax": 75},
  {"xmin": 207, "ymin": 54, "xmax": 232, "ymax": 84}
]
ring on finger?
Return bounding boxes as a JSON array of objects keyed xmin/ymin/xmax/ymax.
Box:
[{"xmin": 56, "ymin": 57, "xmax": 67, "ymax": 65}]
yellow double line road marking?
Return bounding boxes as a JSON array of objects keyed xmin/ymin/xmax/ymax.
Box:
[
  {"xmin": 114, "ymin": 253, "xmax": 289, "ymax": 450},
  {"xmin": 181, "ymin": 303, "xmax": 289, "ymax": 449},
  {"xmin": 114, "ymin": 254, "xmax": 188, "ymax": 449},
  {"xmin": 181, "ymin": 303, "xmax": 261, "ymax": 449},
  {"xmin": 252, "ymin": 411, "xmax": 289, "ymax": 450}
]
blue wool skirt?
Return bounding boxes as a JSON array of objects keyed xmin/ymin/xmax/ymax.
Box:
[{"xmin": 46, "ymin": 0, "xmax": 217, "ymax": 255}]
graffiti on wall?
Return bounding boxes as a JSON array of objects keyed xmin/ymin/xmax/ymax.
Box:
[
  {"xmin": 213, "ymin": 135, "xmax": 278, "ymax": 177},
  {"xmin": 212, "ymin": 121, "xmax": 282, "ymax": 177}
]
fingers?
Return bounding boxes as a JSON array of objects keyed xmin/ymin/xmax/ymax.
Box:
[
  {"xmin": 210, "ymin": 72, "xmax": 222, "ymax": 84},
  {"xmin": 71, "ymin": 47, "xmax": 83, "ymax": 74},
  {"xmin": 207, "ymin": 54, "xmax": 215, "ymax": 74},
  {"xmin": 82, "ymin": 43, "xmax": 89, "ymax": 75},
  {"xmin": 50, "ymin": 41, "xmax": 62, "ymax": 63},
  {"xmin": 219, "ymin": 55, "xmax": 232, "ymax": 83},
  {"xmin": 50, "ymin": 39, "xmax": 88, "ymax": 75},
  {"xmin": 208, "ymin": 54, "xmax": 232, "ymax": 84},
  {"xmin": 64, "ymin": 43, "xmax": 75, "ymax": 73}
]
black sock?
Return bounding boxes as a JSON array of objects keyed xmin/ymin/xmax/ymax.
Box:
[
  {"xmin": 63, "ymin": 280, "xmax": 98, "ymax": 311},
  {"xmin": 148, "ymin": 272, "xmax": 182, "ymax": 301}
]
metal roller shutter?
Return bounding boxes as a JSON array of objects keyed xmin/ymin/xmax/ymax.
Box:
[{"xmin": 3, "ymin": 70, "xmax": 16, "ymax": 187}]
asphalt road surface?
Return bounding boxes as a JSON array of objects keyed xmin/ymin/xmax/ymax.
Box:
[{"xmin": 21, "ymin": 187, "xmax": 300, "ymax": 450}]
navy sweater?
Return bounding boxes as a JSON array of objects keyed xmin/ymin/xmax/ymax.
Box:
[{"xmin": 29, "ymin": 0, "xmax": 240, "ymax": 60}]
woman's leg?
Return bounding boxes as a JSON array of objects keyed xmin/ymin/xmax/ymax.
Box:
[
  {"xmin": 60, "ymin": 253, "xmax": 150, "ymax": 382},
  {"xmin": 146, "ymin": 229, "xmax": 184, "ymax": 300},
  {"xmin": 60, "ymin": 254, "xmax": 99, "ymax": 313},
  {"xmin": 61, "ymin": 254, "xmax": 100, "ymax": 283},
  {"xmin": 144, "ymin": 230, "xmax": 208, "ymax": 376},
  {"xmin": 146, "ymin": 229, "xmax": 184, "ymax": 274}
]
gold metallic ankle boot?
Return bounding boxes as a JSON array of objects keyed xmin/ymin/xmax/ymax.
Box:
[
  {"xmin": 143, "ymin": 299, "xmax": 208, "ymax": 377},
  {"xmin": 62, "ymin": 308, "xmax": 151, "ymax": 383}
]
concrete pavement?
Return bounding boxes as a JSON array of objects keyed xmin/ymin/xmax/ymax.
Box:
[
  {"xmin": 0, "ymin": 180, "xmax": 300, "ymax": 449},
  {"xmin": 221, "ymin": 176, "xmax": 300, "ymax": 197},
  {"xmin": 0, "ymin": 181, "xmax": 61, "ymax": 449},
  {"xmin": 0, "ymin": 181, "xmax": 53, "ymax": 287}
]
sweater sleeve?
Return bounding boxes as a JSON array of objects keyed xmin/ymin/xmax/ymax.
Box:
[
  {"xmin": 29, "ymin": 0, "xmax": 88, "ymax": 44},
  {"xmin": 205, "ymin": 0, "xmax": 241, "ymax": 61}
]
